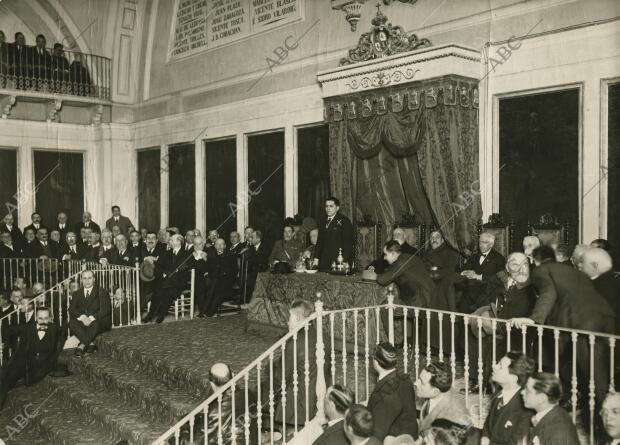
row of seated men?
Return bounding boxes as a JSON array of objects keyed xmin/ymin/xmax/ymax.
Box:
[
  {"xmin": 0, "ymin": 31, "xmax": 92, "ymax": 94},
  {"xmin": 186, "ymin": 300, "xmax": 620, "ymax": 445}
]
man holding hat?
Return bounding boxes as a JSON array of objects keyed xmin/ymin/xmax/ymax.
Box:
[{"xmin": 367, "ymin": 342, "xmax": 418, "ymax": 441}]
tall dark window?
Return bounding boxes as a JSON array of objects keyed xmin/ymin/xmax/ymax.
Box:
[
  {"xmin": 297, "ymin": 125, "xmax": 330, "ymax": 220},
  {"xmin": 607, "ymin": 82, "xmax": 620, "ymax": 262},
  {"xmin": 34, "ymin": 150, "xmax": 84, "ymax": 225},
  {"xmin": 137, "ymin": 148, "xmax": 161, "ymax": 232},
  {"xmin": 499, "ymin": 89, "xmax": 579, "ymax": 244},
  {"xmin": 205, "ymin": 138, "xmax": 237, "ymax": 237},
  {"xmin": 168, "ymin": 143, "xmax": 196, "ymax": 233},
  {"xmin": 247, "ymin": 132, "xmax": 285, "ymax": 248},
  {"xmin": 0, "ymin": 148, "xmax": 18, "ymax": 221}
]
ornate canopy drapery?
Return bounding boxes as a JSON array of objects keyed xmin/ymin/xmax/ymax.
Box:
[{"xmin": 318, "ymin": 13, "xmax": 482, "ymax": 253}]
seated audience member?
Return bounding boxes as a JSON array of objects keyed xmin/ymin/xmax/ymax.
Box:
[
  {"xmin": 111, "ymin": 287, "xmax": 135, "ymax": 327},
  {"xmin": 458, "ymin": 232, "xmax": 506, "ymax": 313},
  {"xmin": 102, "ymin": 234, "xmax": 132, "ymax": 266},
  {"xmin": 228, "ymin": 231, "xmax": 243, "ymax": 254},
  {"xmin": 570, "ymin": 243, "xmax": 591, "ymax": 270},
  {"xmin": 105, "ymin": 205, "xmax": 134, "ymax": 235},
  {"xmin": 582, "ymin": 247, "xmax": 620, "ymax": 334},
  {"xmin": 69, "ymin": 270, "xmax": 112, "ymax": 356},
  {"xmin": 0, "ymin": 292, "xmax": 11, "ymax": 318},
  {"xmin": 367, "ymin": 342, "xmax": 418, "ymax": 440},
  {"xmin": 50, "ymin": 229, "xmax": 61, "ymax": 245},
  {"xmin": 34, "ymin": 227, "xmax": 60, "ymax": 259},
  {"xmin": 302, "ymin": 228, "xmax": 320, "ymax": 264},
  {"xmin": 343, "ymin": 404, "xmax": 382, "ymax": 445},
  {"xmin": 183, "ymin": 230, "xmax": 196, "ymax": 253},
  {"xmin": 75, "ymin": 211, "xmax": 100, "ymax": 234},
  {"xmin": 468, "ymin": 252, "xmax": 536, "ymax": 388},
  {"xmin": 601, "ymin": 392, "xmax": 620, "ymax": 444},
  {"xmin": 187, "ymin": 235, "xmax": 208, "ymax": 316},
  {"xmin": 377, "ymin": 240, "xmax": 437, "ymax": 345},
  {"xmin": 313, "ymin": 385, "xmax": 354, "ymax": 445},
  {"xmin": 111, "ymin": 225, "xmax": 122, "ymax": 239},
  {"xmin": 61, "ymin": 231, "xmax": 85, "ymax": 260},
  {"xmin": 85, "ymin": 230, "xmax": 102, "ymax": 262},
  {"xmin": 157, "ymin": 229, "xmax": 171, "ymax": 253},
  {"xmin": 368, "ymin": 227, "xmax": 417, "ymax": 273},
  {"xmin": 203, "ymin": 362, "xmax": 258, "ymax": 444},
  {"xmin": 207, "ymin": 229, "xmax": 219, "ymax": 250},
  {"xmin": 30, "ymin": 282, "xmax": 46, "ymax": 305},
  {"xmin": 142, "ymin": 231, "xmax": 160, "ymax": 259},
  {"xmin": 202, "ymin": 238, "xmax": 237, "ymax": 317},
  {"xmin": 512, "ymin": 245, "xmax": 614, "ymax": 415},
  {"xmin": 0, "ymin": 231, "xmax": 20, "ymax": 257},
  {"xmin": 142, "ymin": 234, "xmax": 189, "ymax": 323},
  {"xmin": 553, "ymin": 243, "xmax": 573, "ymax": 265},
  {"xmin": 420, "ymin": 418, "xmax": 474, "ymax": 445},
  {"xmin": 99, "ymin": 229, "xmax": 115, "ymax": 256},
  {"xmin": 23, "ymin": 212, "xmax": 46, "ymax": 235},
  {"xmin": 423, "ymin": 231, "xmax": 460, "ymax": 279},
  {"xmin": 416, "ymin": 361, "xmax": 471, "ymax": 435},
  {"xmin": 481, "ymin": 352, "xmax": 535, "ymax": 445},
  {"xmin": 240, "ymin": 226, "xmax": 254, "ymax": 250},
  {"xmin": 522, "ymin": 236, "xmax": 540, "ymax": 268},
  {"xmin": 521, "ymin": 372, "xmax": 579, "ymax": 445},
  {"xmin": 79, "ymin": 227, "xmax": 92, "ymax": 245},
  {"xmin": 128, "ymin": 230, "xmax": 144, "ymax": 262},
  {"xmin": 0, "ymin": 306, "xmax": 62, "ymax": 410},
  {"xmin": 140, "ymin": 228, "xmax": 148, "ymax": 240},
  {"xmin": 54, "ymin": 212, "xmax": 70, "ymax": 243},
  {"xmin": 1, "ymin": 213, "xmax": 23, "ymax": 247},
  {"xmin": 269, "ymin": 223, "xmax": 303, "ymax": 268},
  {"xmin": 1, "ymin": 292, "xmax": 30, "ymax": 352},
  {"xmin": 21, "ymin": 228, "xmax": 38, "ymax": 258},
  {"xmin": 592, "ymin": 238, "xmax": 613, "ymax": 252},
  {"xmin": 262, "ymin": 300, "xmax": 323, "ymax": 430}
]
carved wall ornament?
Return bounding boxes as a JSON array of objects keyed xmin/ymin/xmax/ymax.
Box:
[
  {"xmin": 340, "ymin": 5, "xmax": 431, "ymax": 66},
  {"xmin": 344, "ymin": 68, "xmax": 420, "ymax": 90}
]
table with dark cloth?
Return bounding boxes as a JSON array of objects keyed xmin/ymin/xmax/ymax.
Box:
[{"xmin": 246, "ymin": 272, "xmax": 391, "ymax": 347}]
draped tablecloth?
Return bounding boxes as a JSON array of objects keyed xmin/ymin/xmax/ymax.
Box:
[{"xmin": 246, "ymin": 272, "xmax": 391, "ymax": 348}]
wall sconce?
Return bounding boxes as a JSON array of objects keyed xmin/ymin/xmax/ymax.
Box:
[{"xmin": 341, "ymin": 2, "xmax": 364, "ymax": 32}]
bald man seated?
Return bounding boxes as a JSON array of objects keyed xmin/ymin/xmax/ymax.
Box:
[{"xmin": 582, "ymin": 247, "xmax": 620, "ymax": 334}]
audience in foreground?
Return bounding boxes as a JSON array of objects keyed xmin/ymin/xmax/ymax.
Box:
[{"xmin": 344, "ymin": 404, "xmax": 382, "ymax": 445}]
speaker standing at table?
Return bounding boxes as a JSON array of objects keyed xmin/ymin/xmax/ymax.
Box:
[{"xmin": 313, "ymin": 197, "xmax": 354, "ymax": 272}]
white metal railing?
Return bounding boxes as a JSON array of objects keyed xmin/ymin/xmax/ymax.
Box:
[
  {"xmin": 0, "ymin": 257, "xmax": 91, "ymax": 291},
  {"xmin": 153, "ymin": 291, "xmax": 620, "ymax": 445},
  {"xmin": 0, "ymin": 262, "xmax": 142, "ymax": 365}
]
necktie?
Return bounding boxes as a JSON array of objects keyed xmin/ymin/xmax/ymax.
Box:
[
  {"xmin": 326, "ymin": 217, "xmax": 332, "ymax": 228},
  {"xmin": 85, "ymin": 289, "xmax": 90, "ymax": 298},
  {"xmin": 71, "ymin": 246, "xmax": 76, "ymax": 253},
  {"xmin": 85, "ymin": 222, "xmax": 89, "ymax": 227},
  {"xmin": 148, "ymin": 249, "xmax": 153, "ymax": 254},
  {"xmin": 115, "ymin": 217, "xmax": 119, "ymax": 222},
  {"xmin": 497, "ymin": 396, "xmax": 504, "ymax": 410}
]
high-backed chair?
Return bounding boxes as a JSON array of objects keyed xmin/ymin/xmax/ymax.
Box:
[
  {"xmin": 477, "ymin": 213, "xmax": 515, "ymax": 258},
  {"xmin": 354, "ymin": 216, "xmax": 382, "ymax": 271},
  {"xmin": 528, "ymin": 214, "xmax": 571, "ymax": 247}
]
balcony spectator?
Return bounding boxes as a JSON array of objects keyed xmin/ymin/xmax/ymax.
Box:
[
  {"xmin": 1, "ymin": 213, "xmax": 23, "ymax": 248},
  {"xmin": 29, "ymin": 34, "xmax": 51, "ymax": 87},
  {"xmin": 0, "ymin": 231, "xmax": 20, "ymax": 258},
  {"xmin": 70, "ymin": 52, "xmax": 92, "ymax": 96},
  {"xmin": 0, "ymin": 30, "xmax": 7, "ymax": 86},
  {"xmin": 51, "ymin": 43, "xmax": 70, "ymax": 92},
  {"xmin": 24, "ymin": 212, "xmax": 47, "ymax": 236},
  {"xmin": 7, "ymin": 32, "xmax": 28, "ymax": 87}
]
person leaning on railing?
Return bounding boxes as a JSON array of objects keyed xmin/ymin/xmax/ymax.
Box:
[
  {"xmin": 50, "ymin": 43, "xmax": 70, "ymax": 93},
  {"xmin": 0, "ymin": 30, "xmax": 7, "ymax": 87}
]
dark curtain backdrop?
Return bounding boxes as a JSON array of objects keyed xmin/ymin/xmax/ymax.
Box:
[
  {"xmin": 34, "ymin": 150, "xmax": 84, "ymax": 225},
  {"xmin": 298, "ymin": 125, "xmax": 330, "ymax": 220},
  {"xmin": 499, "ymin": 89, "xmax": 579, "ymax": 245},
  {"xmin": 248, "ymin": 132, "xmax": 285, "ymax": 250},
  {"xmin": 607, "ymin": 83, "xmax": 620, "ymax": 262},
  {"xmin": 0, "ymin": 148, "xmax": 17, "ymax": 221},
  {"xmin": 168, "ymin": 143, "xmax": 196, "ymax": 233},
  {"xmin": 137, "ymin": 148, "xmax": 161, "ymax": 232},
  {"xmin": 205, "ymin": 138, "xmax": 237, "ymax": 236},
  {"xmin": 325, "ymin": 76, "xmax": 481, "ymax": 253}
]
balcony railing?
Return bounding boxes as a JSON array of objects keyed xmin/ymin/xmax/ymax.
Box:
[{"xmin": 0, "ymin": 43, "xmax": 111, "ymax": 101}]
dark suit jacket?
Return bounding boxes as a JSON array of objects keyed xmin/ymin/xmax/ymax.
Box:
[
  {"xmin": 69, "ymin": 285, "xmax": 112, "ymax": 332},
  {"xmin": 593, "ymin": 271, "xmax": 620, "ymax": 334},
  {"xmin": 157, "ymin": 249, "xmax": 190, "ymax": 291},
  {"xmin": 23, "ymin": 224, "xmax": 48, "ymax": 236},
  {"xmin": 463, "ymin": 249, "xmax": 506, "ymax": 281},
  {"xmin": 0, "ymin": 243, "xmax": 20, "ymax": 258},
  {"xmin": 74, "ymin": 220, "xmax": 101, "ymax": 234},
  {"xmin": 52, "ymin": 224, "xmax": 71, "ymax": 243},
  {"xmin": 0, "ymin": 223, "xmax": 23, "ymax": 247},
  {"xmin": 127, "ymin": 242, "xmax": 145, "ymax": 263},
  {"xmin": 376, "ymin": 253, "xmax": 436, "ymax": 308},
  {"xmin": 103, "ymin": 248, "xmax": 134, "ymax": 267},
  {"xmin": 314, "ymin": 211, "xmax": 354, "ymax": 271},
  {"xmin": 105, "ymin": 215, "xmax": 134, "ymax": 235},
  {"xmin": 484, "ymin": 271, "xmax": 537, "ymax": 324},
  {"xmin": 21, "ymin": 240, "xmax": 39, "ymax": 258},
  {"xmin": 246, "ymin": 242, "xmax": 270, "ymax": 273},
  {"xmin": 367, "ymin": 370, "xmax": 418, "ymax": 440},
  {"xmin": 32, "ymin": 240, "xmax": 61, "ymax": 259},
  {"xmin": 530, "ymin": 262, "xmax": 615, "ymax": 333},
  {"xmin": 369, "ymin": 242, "xmax": 418, "ymax": 274},
  {"xmin": 527, "ymin": 406, "xmax": 579, "ymax": 445},
  {"xmin": 27, "ymin": 46, "xmax": 52, "ymax": 76},
  {"xmin": 11, "ymin": 322, "xmax": 62, "ymax": 385},
  {"xmin": 482, "ymin": 390, "xmax": 534, "ymax": 445},
  {"xmin": 313, "ymin": 419, "xmax": 348, "ymax": 445},
  {"xmin": 61, "ymin": 243, "xmax": 87, "ymax": 261}
]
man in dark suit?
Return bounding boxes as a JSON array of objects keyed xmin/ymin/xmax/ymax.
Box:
[
  {"xmin": 458, "ymin": 232, "xmax": 506, "ymax": 313},
  {"xmin": 0, "ymin": 306, "xmax": 62, "ymax": 410},
  {"xmin": 186, "ymin": 236, "xmax": 209, "ymax": 316},
  {"xmin": 367, "ymin": 342, "xmax": 418, "ymax": 440},
  {"xmin": 74, "ymin": 211, "xmax": 101, "ymax": 235},
  {"xmin": 1, "ymin": 213, "xmax": 23, "ymax": 249},
  {"xmin": 33, "ymin": 227, "xmax": 60, "ymax": 259},
  {"xmin": 142, "ymin": 234, "xmax": 190, "ymax": 323},
  {"xmin": 68, "ymin": 269, "xmax": 112, "ymax": 356},
  {"xmin": 20, "ymin": 228, "xmax": 38, "ymax": 258},
  {"xmin": 368, "ymin": 227, "xmax": 417, "ymax": 273},
  {"xmin": 127, "ymin": 230, "xmax": 144, "ymax": 263},
  {"xmin": 521, "ymin": 372, "xmax": 579, "ymax": 445},
  {"xmin": 23, "ymin": 212, "xmax": 47, "ymax": 238},
  {"xmin": 141, "ymin": 231, "xmax": 160, "ymax": 260},
  {"xmin": 240, "ymin": 230, "xmax": 270, "ymax": 303},
  {"xmin": 7, "ymin": 32, "xmax": 28, "ymax": 83},
  {"xmin": 314, "ymin": 385, "xmax": 354, "ymax": 445},
  {"xmin": 482, "ymin": 352, "xmax": 536, "ymax": 445},
  {"xmin": 376, "ymin": 240, "xmax": 438, "ymax": 346},
  {"xmin": 28, "ymin": 34, "xmax": 51, "ymax": 84},
  {"xmin": 582, "ymin": 248, "xmax": 620, "ymax": 334},
  {"xmin": 105, "ymin": 205, "xmax": 134, "ymax": 236},
  {"xmin": 101, "ymin": 234, "xmax": 133, "ymax": 266},
  {"xmin": 60, "ymin": 231, "xmax": 86, "ymax": 261},
  {"xmin": 512, "ymin": 245, "xmax": 615, "ymax": 424},
  {"xmin": 228, "ymin": 231, "xmax": 243, "ymax": 255},
  {"xmin": 53, "ymin": 212, "xmax": 71, "ymax": 244},
  {"xmin": 313, "ymin": 197, "xmax": 354, "ymax": 271},
  {"xmin": 343, "ymin": 405, "xmax": 382, "ymax": 445},
  {"xmin": 0, "ymin": 231, "xmax": 20, "ymax": 258},
  {"xmin": 202, "ymin": 238, "xmax": 237, "ymax": 317},
  {"xmin": 423, "ymin": 230, "xmax": 461, "ymax": 312}
]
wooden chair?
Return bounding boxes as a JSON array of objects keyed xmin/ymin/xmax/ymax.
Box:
[
  {"xmin": 354, "ymin": 216, "xmax": 382, "ymax": 271},
  {"xmin": 528, "ymin": 214, "xmax": 571, "ymax": 247},
  {"xmin": 477, "ymin": 213, "xmax": 515, "ymax": 258}
]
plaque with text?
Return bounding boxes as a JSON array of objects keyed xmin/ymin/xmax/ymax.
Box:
[{"xmin": 169, "ymin": 0, "xmax": 304, "ymax": 60}]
